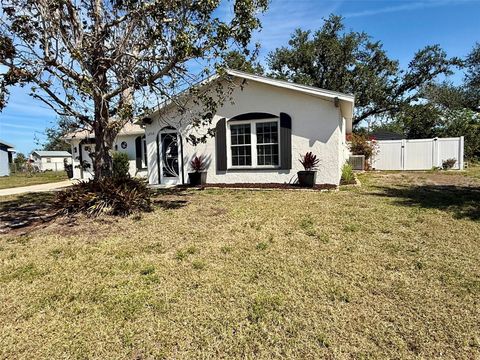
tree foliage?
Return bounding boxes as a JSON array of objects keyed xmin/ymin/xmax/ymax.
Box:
[
  {"xmin": 0, "ymin": 0, "xmax": 268, "ymax": 180},
  {"xmin": 13, "ymin": 152, "xmax": 27, "ymax": 166},
  {"xmin": 267, "ymin": 14, "xmax": 458, "ymax": 125},
  {"xmin": 36, "ymin": 128, "xmax": 71, "ymax": 152},
  {"xmin": 440, "ymin": 110, "xmax": 480, "ymax": 160},
  {"xmin": 423, "ymin": 43, "xmax": 480, "ymax": 113},
  {"xmin": 396, "ymin": 104, "xmax": 443, "ymax": 139},
  {"xmin": 222, "ymin": 50, "xmax": 264, "ymax": 74}
]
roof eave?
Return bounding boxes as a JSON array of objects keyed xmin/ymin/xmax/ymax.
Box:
[{"xmin": 225, "ymin": 69, "xmax": 355, "ymax": 102}]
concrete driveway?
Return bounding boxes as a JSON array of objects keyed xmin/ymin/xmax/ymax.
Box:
[{"xmin": 0, "ymin": 180, "xmax": 74, "ymax": 197}]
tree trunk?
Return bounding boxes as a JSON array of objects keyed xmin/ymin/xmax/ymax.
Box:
[{"xmin": 92, "ymin": 96, "xmax": 115, "ymax": 181}]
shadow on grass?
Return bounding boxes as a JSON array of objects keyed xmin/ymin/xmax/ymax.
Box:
[
  {"xmin": 0, "ymin": 192, "xmax": 57, "ymax": 230},
  {"xmin": 151, "ymin": 187, "xmax": 190, "ymax": 210},
  {"xmin": 370, "ymin": 184, "xmax": 480, "ymax": 221},
  {"xmin": 0, "ymin": 187, "xmax": 191, "ymax": 232}
]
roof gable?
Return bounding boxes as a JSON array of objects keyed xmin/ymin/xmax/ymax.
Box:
[
  {"xmin": 63, "ymin": 122, "xmax": 144, "ymax": 140},
  {"xmin": 142, "ymin": 69, "xmax": 355, "ymax": 133}
]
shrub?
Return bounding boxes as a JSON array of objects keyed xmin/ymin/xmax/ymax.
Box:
[
  {"xmin": 348, "ymin": 134, "xmax": 379, "ymax": 168},
  {"xmin": 54, "ymin": 177, "xmax": 151, "ymax": 216},
  {"xmin": 112, "ymin": 152, "xmax": 130, "ymax": 179},
  {"xmin": 442, "ymin": 158, "xmax": 457, "ymax": 170},
  {"xmin": 341, "ymin": 164, "xmax": 355, "ymax": 184},
  {"xmin": 189, "ymin": 155, "xmax": 206, "ymax": 173},
  {"xmin": 299, "ymin": 152, "xmax": 320, "ymax": 171}
]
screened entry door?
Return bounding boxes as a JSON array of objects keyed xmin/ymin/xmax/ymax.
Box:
[{"xmin": 159, "ymin": 131, "xmax": 181, "ymax": 184}]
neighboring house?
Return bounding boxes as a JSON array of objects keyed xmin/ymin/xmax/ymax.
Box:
[
  {"xmin": 63, "ymin": 123, "xmax": 147, "ymax": 180},
  {"xmin": 369, "ymin": 131, "xmax": 404, "ymax": 140},
  {"xmin": 139, "ymin": 70, "xmax": 354, "ymax": 186},
  {"xmin": 0, "ymin": 139, "xmax": 15, "ymax": 176},
  {"xmin": 30, "ymin": 150, "xmax": 72, "ymax": 172}
]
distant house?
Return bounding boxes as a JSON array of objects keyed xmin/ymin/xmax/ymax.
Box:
[
  {"xmin": 63, "ymin": 123, "xmax": 146, "ymax": 180},
  {"xmin": 370, "ymin": 131, "xmax": 404, "ymax": 140},
  {"xmin": 0, "ymin": 139, "xmax": 15, "ymax": 176},
  {"xmin": 30, "ymin": 150, "xmax": 72, "ymax": 172}
]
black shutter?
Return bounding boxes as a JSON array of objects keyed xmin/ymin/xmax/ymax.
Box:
[
  {"xmin": 135, "ymin": 136, "xmax": 142, "ymax": 169},
  {"xmin": 280, "ymin": 112, "xmax": 292, "ymax": 170},
  {"xmin": 216, "ymin": 118, "xmax": 227, "ymax": 171}
]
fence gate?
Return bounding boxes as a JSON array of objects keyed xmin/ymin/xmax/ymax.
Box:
[{"xmin": 372, "ymin": 137, "xmax": 464, "ymax": 171}]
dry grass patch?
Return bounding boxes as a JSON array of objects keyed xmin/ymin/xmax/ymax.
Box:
[{"xmin": 0, "ymin": 173, "xmax": 479, "ymax": 358}]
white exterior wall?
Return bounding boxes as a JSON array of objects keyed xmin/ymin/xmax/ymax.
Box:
[
  {"xmin": 0, "ymin": 148, "xmax": 9, "ymax": 176},
  {"xmin": 113, "ymin": 134, "xmax": 148, "ymax": 178},
  {"xmin": 338, "ymin": 117, "xmax": 350, "ymax": 171},
  {"xmin": 70, "ymin": 139, "xmax": 84, "ymax": 179},
  {"xmin": 69, "ymin": 135, "xmax": 148, "ymax": 180},
  {"xmin": 145, "ymin": 80, "xmax": 345, "ymax": 185}
]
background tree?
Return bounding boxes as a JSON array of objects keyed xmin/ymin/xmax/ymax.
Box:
[
  {"xmin": 395, "ymin": 104, "xmax": 443, "ymax": 139},
  {"xmin": 423, "ymin": 43, "xmax": 480, "ymax": 113},
  {"xmin": 35, "ymin": 116, "xmax": 82, "ymax": 152},
  {"xmin": 13, "ymin": 152, "xmax": 27, "ymax": 167},
  {"xmin": 439, "ymin": 109, "xmax": 480, "ymax": 160},
  {"xmin": 222, "ymin": 50, "xmax": 264, "ymax": 74},
  {"xmin": 39, "ymin": 128, "xmax": 71, "ymax": 152},
  {"xmin": 267, "ymin": 14, "xmax": 458, "ymax": 126},
  {"xmin": 0, "ymin": 0, "xmax": 268, "ymax": 180}
]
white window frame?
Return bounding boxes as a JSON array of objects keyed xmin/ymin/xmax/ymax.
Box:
[{"xmin": 227, "ymin": 118, "xmax": 281, "ymax": 169}]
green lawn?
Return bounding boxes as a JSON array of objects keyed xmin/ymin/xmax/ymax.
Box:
[
  {"xmin": 465, "ymin": 163, "xmax": 480, "ymax": 179},
  {"xmin": 0, "ymin": 171, "xmax": 479, "ymax": 358},
  {"xmin": 0, "ymin": 171, "xmax": 68, "ymax": 190}
]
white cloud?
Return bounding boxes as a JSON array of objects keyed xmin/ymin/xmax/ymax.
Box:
[
  {"xmin": 252, "ymin": 0, "xmax": 345, "ymax": 57},
  {"xmin": 343, "ymin": 0, "xmax": 470, "ymax": 18},
  {"xmin": 0, "ymin": 121, "xmax": 45, "ymax": 130}
]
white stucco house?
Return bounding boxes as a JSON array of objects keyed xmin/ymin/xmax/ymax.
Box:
[
  {"xmin": 30, "ymin": 150, "xmax": 72, "ymax": 172},
  {"xmin": 138, "ymin": 70, "xmax": 354, "ymax": 186},
  {"xmin": 64, "ymin": 123, "xmax": 147, "ymax": 180},
  {"xmin": 0, "ymin": 139, "xmax": 15, "ymax": 177}
]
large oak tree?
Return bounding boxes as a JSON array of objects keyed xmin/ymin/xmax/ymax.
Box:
[
  {"xmin": 267, "ymin": 15, "xmax": 459, "ymax": 126},
  {"xmin": 423, "ymin": 42, "xmax": 480, "ymax": 113},
  {"xmin": 0, "ymin": 0, "xmax": 268, "ymax": 179}
]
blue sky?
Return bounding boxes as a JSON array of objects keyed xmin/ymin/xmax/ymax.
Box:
[{"xmin": 1, "ymin": 0, "xmax": 479, "ymax": 155}]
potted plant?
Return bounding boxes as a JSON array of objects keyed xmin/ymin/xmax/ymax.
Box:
[
  {"xmin": 298, "ymin": 152, "xmax": 320, "ymax": 187},
  {"xmin": 188, "ymin": 155, "xmax": 207, "ymax": 186}
]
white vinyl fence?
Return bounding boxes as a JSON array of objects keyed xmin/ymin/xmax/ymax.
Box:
[{"xmin": 372, "ymin": 137, "xmax": 464, "ymax": 171}]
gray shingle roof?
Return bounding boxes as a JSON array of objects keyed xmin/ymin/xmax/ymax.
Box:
[
  {"xmin": 32, "ymin": 150, "xmax": 72, "ymax": 157},
  {"xmin": 0, "ymin": 139, "xmax": 14, "ymax": 148}
]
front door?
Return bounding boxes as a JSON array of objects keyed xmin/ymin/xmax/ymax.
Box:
[{"xmin": 159, "ymin": 130, "xmax": 181, "ymax": 185}]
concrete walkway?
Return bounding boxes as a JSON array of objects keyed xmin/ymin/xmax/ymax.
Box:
[{"xmin": 0, "ymin": 180, "xmax": 74, "ymax": 197}]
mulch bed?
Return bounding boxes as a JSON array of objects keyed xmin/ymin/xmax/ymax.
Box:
[{"xmin": 181, "ymin": 183, "xmax": 338, "ymax": 191}]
